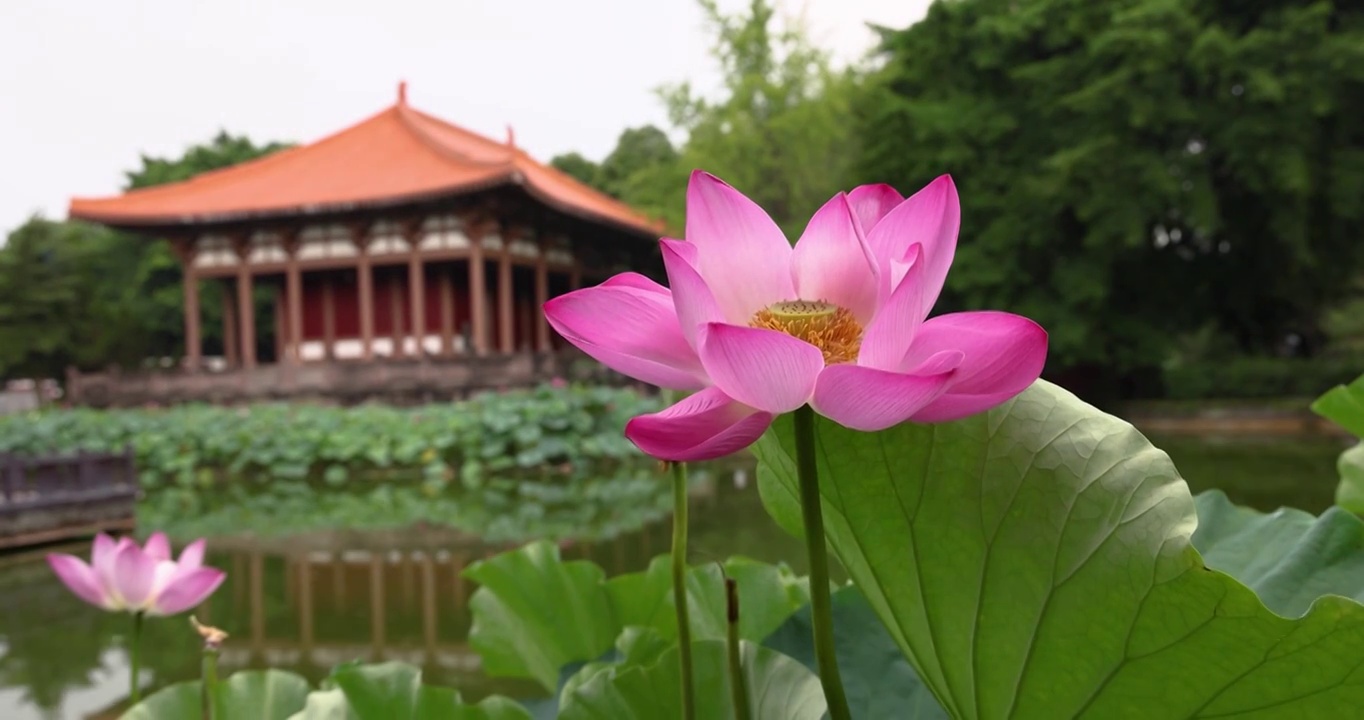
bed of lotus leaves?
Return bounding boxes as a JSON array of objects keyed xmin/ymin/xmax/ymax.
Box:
[
  {"xmin": 0, "ymin": 385, "xmax": 671, "ymax": 541},
  {"xmin": 117, "ymin": 374, "xmax": 1364, "ymax": 718}
]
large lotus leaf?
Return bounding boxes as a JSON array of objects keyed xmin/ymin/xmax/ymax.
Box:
[
  {"xmin": 466, "ymin": 544, "xmax": 812, "ymax": 692},
  {"xmin": 557, "ymin": 639, "xmax": 825, "ymax": 720},
  {"xmin": 1338, "ymin": 444, "xmax": 1364, "ymax": 513},
  {"xmin": 464, "ymin": 542, "xmax": 618, "ymax": 691},
  {"xmin": 674, "ymin": 558, "xmax": 811, "ymax": 643},
  {"xmin": 123, "ymin": 670, "xmax": 311, "ymax": 720},
  {"xmin": 764, "ymin": 586, "xmax": 946, "ymax": 720},
  {"xmin": 1311, "ymin": 372, "xmax": 1364, "ymax": 438},
  {"xmin": 121, "ymin": 682, "xmax": 204, "ymax": 720},
  {"xmin": 1193, "ymin": 489, "xmax": 1364, "ymax": 615},
  {"xmin": 603, "ymin": 555, "xmax": 673, "ymax": 630},
  {"xmin": 287, "ymin": 662, "xmax": 530, "ymax": 720},
  {"xmin": 754, "ymin": 380, "xmax": 1364, "ymax": 718}
]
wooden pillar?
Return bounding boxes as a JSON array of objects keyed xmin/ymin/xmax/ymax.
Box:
[
  {"xmin": 182, "ymin": 260, "xmax": 201, "ymax": 370},
  {"xmin": 420, "ymin": 554, "xmax": 437, "ymax": 657},
  {"xmin": 408, "ymin": 238, "xmax": 426, "ymax": 357},
  {"xmin": 273, "ymin": 289, "xmax": 286, "ymax": 364},
  {"xmin": 357, "ymin": 234, "xmax": 374, "ymax": 360},
  {"xmin": 438, "ymin": 269, "xmax": 455, "ymax": 355},
  {"xmin": 235, "ymin": 247, "xmax": 256, "ymax": 370},
  {"xmin": 249, "ymin": 551, "xmax": 264, "ymax": 650},
  {"xmin": 369, "ymin": 554, "xmax": 386, "ymax": 653},
  {"xmin": 498, "ymin": 250, "xmax": 514, "ymax": 354},
  {"xmin": 389, "ymin": 276, "xmax": 404, "ymax": 355},
  {"xmin": 450, "ymin": 551, "xmax": 467, "ymax": 605},
  {"xmin": 468, "ymin": 231, "xmax": 489, "ymax": 356},
  {"xmin": 569, "ymin": 259, "xmax": 583, "ymax": 291},
  {"xmin": 534, "ymin": 249, "xmax": 550, "ymax": 352},
  {"xmin": 298, "ymin": 555, "xmax": 314, "ymax": 652},
  {"xmin": 285, "ymin": 247, "xmax": 303, "ymax": 364},
  {"xmin": 322, "ymin": 276, "xmax": 336, "ymax": 360},
  {"xmin": 222, "ymin": 282, "xmax": 239, "ymax": 367}
]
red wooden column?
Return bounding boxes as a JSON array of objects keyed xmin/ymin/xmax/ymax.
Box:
[
  {"xmin": 355, "ymin": 228, "xmax": 375, "ymax": 360},
  {"xmin": 534, "ymin": 244, "xmax": 550, "ymax": 352},
  {"xmin": 406, "ymin": 226, "xmax": 426, "ymax": 357},
  {"xmin": 284, "ymin": 234, "xmax": 303, "ymax": 364},
  {"xmin": 321, "ymin": 277, "xmax": 336, "ymax": 360},
  {"xmin": 176, "ymin": 240, "xmax": 202, "ymax": 370},
  {"xmin": 221, "ymin": 282, "xmax": 239, "ymax": 368},
  {"xmin": 272, "ymin": 290, "xmax": 286, "ymax": 364},
  {"xmin": 233, "ymin": 238, "xmax": 257, "ymax": 370},
  {"xmin": 438, "ymin": 269, "xmax": 455, "ymax": 355},
  {"xmin": 467, "ymin": 223, "xmax": 489, "ymax": 356},
  {"xmin": 569, "ymin": 254, "xmax": 583, "ymax": 291},
  {"xmin": 389, "ymin": 279, "xmax": 404, "ymax": 355},
  {"xmin": 497, "ymin": 233, "xmax": 514, "ymax": 354}
]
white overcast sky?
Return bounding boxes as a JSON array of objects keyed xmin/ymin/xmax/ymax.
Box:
[{"xmin": 0, "ymin": 0, "xmax": 932, "ymax": 237}]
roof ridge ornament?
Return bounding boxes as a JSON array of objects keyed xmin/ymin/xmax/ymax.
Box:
[
  {"xmin": 397, "ymin": 80, "xmax": 408, "ymax": 106},
  {"xmin": 505, "ymin": 125, "xmax": 516, "ymax": 149}
]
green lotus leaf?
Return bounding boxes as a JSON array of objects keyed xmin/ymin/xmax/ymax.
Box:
[{"xmin": 755, "ymin": 380, "xmax": 1364, "ymax": 718}]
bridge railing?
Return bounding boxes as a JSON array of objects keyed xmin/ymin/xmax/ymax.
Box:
[{"xmin": 0, "ymin": 448, "xmax": 139, "ymax": 549}]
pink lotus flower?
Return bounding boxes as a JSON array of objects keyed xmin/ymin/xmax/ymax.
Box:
[
  {"xmin": 47, "ymin": 532, "xmax": 225, "ymax": 616},
  {"xmin": 545, "ymin": 171, "xmax": 1047, "ymax": 461}
]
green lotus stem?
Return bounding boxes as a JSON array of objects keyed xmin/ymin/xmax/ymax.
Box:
[
  {"xmin": 202, "ymin": 645, "xmax": 220, "ymax": 720},
  {"xmin": 671, "ymin": 461, "xmax": 695, "ymax": 720},
  {"xmin": 794, "ymin": 405, "xmax": 850, "ymax": 720},
  {"xmin": 726, "ymin": 577, "xmax": 751, "ymax": 720},
  {"xmin": 129, "ymin": 610, "xmax": 144, "ymax": 705}
]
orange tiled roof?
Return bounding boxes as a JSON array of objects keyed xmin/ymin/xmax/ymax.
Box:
[{"xmin": 68, "ymin": 86, "xmax": 664, "ymax": 239}]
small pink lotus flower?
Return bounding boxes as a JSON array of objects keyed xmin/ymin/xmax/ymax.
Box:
[
  {"xmin": 545, "ymin": 171, "xmax": 1047, "ymax": 461},
  {"xmin": 47, "ymin": 532, "xmax": 226, "ymax": 616}
]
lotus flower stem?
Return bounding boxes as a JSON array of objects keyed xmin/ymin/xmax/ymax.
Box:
[
  {"xmin": 794, "ymin": 405, "xmax": 850, "ymax": 720},
  {"xmin": 201, "ymin": 645, "xmax": 219, "ymax": 720},
  {"xmin": 193, "ymin": 616, "xmax": 227, "ymax": 720},
  {"xmin": 726, "ymin": 577, "xmax": 751, "ymax": 720},
  {"xmin": 671, "ymin": 461, "xmax": 696, "ymax": 720},
  {"xmin": 129, "ymin": 610, "xmax": 144, "ymax": 705}
]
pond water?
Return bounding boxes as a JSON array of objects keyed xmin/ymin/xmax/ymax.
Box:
[{"xmin": 0, "ymin": 431, "xmax": 1351, "ymax": 719}]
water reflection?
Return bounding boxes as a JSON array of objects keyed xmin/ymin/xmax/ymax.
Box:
[
  {"xmin": 0, "ymin": 432, "xmax": 1348, "ymax": 718},
  {"xmin": 0, "ymin": 467, "xmax": 799, "ymax": 720}
]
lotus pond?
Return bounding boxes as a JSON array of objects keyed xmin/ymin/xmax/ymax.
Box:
[{"xmin": 0, "ymin": 397, "xmax": 1351, "ymax": 718}]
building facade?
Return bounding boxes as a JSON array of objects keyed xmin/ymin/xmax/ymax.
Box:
[{"xmin": 65, "ymin": 84, "xmax": 662, "ymax": 405}]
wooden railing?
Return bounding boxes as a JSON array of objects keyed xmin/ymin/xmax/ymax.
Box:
[{"xmin": 0, "ymin": 449, "xmax": 139, "ymax": 548}]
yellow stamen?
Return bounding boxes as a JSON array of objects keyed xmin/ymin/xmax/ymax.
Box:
[{"xmin": 750, "ymin": 301, "xmax": 863, "ymax": 365}]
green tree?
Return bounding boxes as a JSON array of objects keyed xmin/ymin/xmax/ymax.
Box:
[
  {"xmin": 860, "ymin": 0, "xmax": 1364, "ymax": 381},
  {"xmin": 0, "ymin": 132, "xmax": 289, "ymax": 381},
  {"xmin": 0, "ymin": 218, "xmax": 98, "ymax": 380},
  {"xmin": 597, "ymin": 126, "xmax": 679, "ymax": 194},
  {"xmin": 121, "ymin": 130, "xmax": 294, "ymax": 361},
  {"xmin": 549, "ymin": 151, "xmax": 602, "ymax": 188},
  {"xmin": 660, "ymin": 0, "xmax": 862, "ymax": 236},
  {"xmin": 546, "ymin": 0, "xmax": 861, "ymax": 237},
  {"xmin": 126, "ymin": 130, "xmax": 292, "ymax": 189}
]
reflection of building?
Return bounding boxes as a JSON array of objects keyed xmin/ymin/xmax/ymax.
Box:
[
  {"xmin": 204, "ymin": 524, "xmax": 664, "ymax": 688},
  {"xmin": 65, "ymin": 83, "xmax": 663, "ymax": 406}
]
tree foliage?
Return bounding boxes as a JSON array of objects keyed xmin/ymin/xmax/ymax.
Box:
[
  {"xmin": 0, "ymin": 132, "xmax": 289, "ymax": 382},
  {"xmin": 549, "ymin": 152, "xmax": 601, "ymax": 188},
  {"xmin": 859, "ymin": 0, "xmax": 1364, "ymax": 375},
  {"xmin": 659, "ymin": 0, "xmax": 861, "ymax": 236},
  {"xmin": 548, "ymin": 0, "xmax": 860, "ymax": 237},
  {"xmin": 125, "ymin": 130, "xmax": 292, "ymax": 190},
  {"xmin": 550, "ymin": 126, "xmax": 685, "ymax": 226}
]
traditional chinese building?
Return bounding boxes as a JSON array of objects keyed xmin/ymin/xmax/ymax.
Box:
[{"xmin": 65, "ymin": 84, "xmax": 662, "ymax": 406}]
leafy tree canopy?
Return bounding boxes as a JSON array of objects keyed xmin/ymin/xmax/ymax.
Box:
[
  {"xmin": 859, "ymin": 0, "xmax": 1364, "ymax": 373},
  {"xmin": 0, "ymin": 132, "xmax": 290, "ymax": 382}
]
